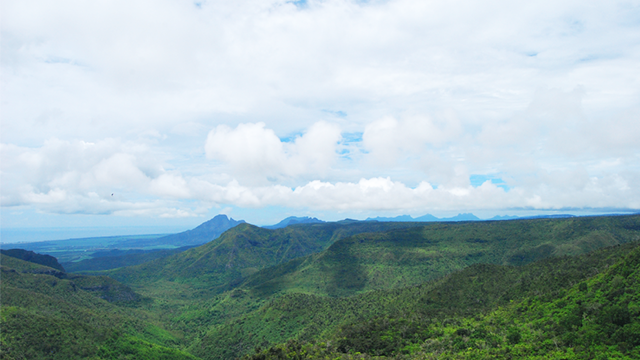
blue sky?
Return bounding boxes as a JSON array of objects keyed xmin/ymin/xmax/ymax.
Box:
[{"xmin": 1, "ymin": 0, "xmax": 639, "ymax": 236}]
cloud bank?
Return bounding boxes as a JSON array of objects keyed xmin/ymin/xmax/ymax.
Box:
[{"xmin": 1, "ymin": 0, "xmax": 639, "ymax": 224}]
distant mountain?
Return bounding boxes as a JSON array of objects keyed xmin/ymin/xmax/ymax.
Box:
[
  {"xmin": 440, "ymin": 213, "xmax": 480, "ymax": 221},
  {"xmin": 263, "ymin": 216, "xmax": 325, "ymax": 230},
  {"xmin": 364, "ymin": 213, "xmax": 587, "ymax": 223},
  {"xmin": 336, "ymin": 218, "xmax": 361, "ymax": 224},
  {"xmin": 414, "ymin": 213, "xmax": 439, "ymax": 221},
  {"xmin": 366, "ymin": 213, "xmax": 478, "ymax": 222},
  {"xmin": 153, "ymin": 214, "xmax": 245, "ymax": 246},
  {"xmin": 489, "ymin": 215, "xmax": 520, "ymax": 220},
  {"xmin": 366, "ymin": 215, "xmax": 415, "ymax": 222},
  {"xmin": 522, "ymin": 214, "xmax": 576, "ymax": 219}
]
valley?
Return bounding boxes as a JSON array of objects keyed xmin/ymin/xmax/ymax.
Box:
[{"xmin": 2, "ymin": 214, "xmax": 640, "ymax": 359}]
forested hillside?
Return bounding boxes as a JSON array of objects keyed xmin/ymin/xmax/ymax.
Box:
[
  {"xmin": 192, "ymin": 240, "xmax": 640, "ymax": 359},
  {"xmin": 237, "ymin": 214, "xmax": 640, "ymax": 298},
  {"xmin": 0, "ymin": 254, "xmax": 196, "ymax": 359},
  {"xmin": 105, "ymin": 221, "xmax": 426, "ymax": 292},
  {"xmin": 2, "ymin": 215, "xmax": 639, "ymax": 359},
  {"xmin": 243, "ymin": 241, "xmax": 640, "ymax": 359}
]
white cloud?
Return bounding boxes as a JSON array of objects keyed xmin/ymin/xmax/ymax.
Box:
[
  {"xmin": 287, "ymin": 121, "xmax": 342, "ymax": 176},
  {"xmin": 4, "ymin": 0, "xmax": 639, "ymax": 142},
  {"xmin": 1, "ymin": 0, "xmax": 639, "ymax": 224},
  {"xmin": 205, "ymin": 123, "xmax": 286, "ymax": 178},
  {"xmin": 204, "ymin": 121, "xmax": 341, "ymax": 182},
  {"xmin": 363, "ymin": 114, "xmax": 463, "ymax": 166},
  {"xmin": 0, "ymin": 138, "xmax": 198, "ymax": 216},
  {"xmin": 2, "ymin": 133, "xmax": 639, "ymax": 217}
]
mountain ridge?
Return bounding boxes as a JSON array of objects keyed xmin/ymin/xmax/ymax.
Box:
[
  {"xmin": 106, "ymin": 221, "xmax": 429, "ymax": 292},
  {"xmin": 263, "ymin": 216, "xmax": 325, "ymax": 229},
  {"xmin": 194, "ymin": 240, "xmax": 640, "ymax": 359},
  {"xmin": 152, "ymin": 214, "xmax": 245, "ymax": 246},
  {"xmin": 366, "ymin": 213, "xmax": 480, "ymax": 222},
  {"xmin": 235, "ymin": 215, "xmax": 640, "ymax": 298},
  {"xmin": 4, "ymin": 214, "xmax": 640, "ymax": 359}
]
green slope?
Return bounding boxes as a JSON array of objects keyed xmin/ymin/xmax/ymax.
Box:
[
  {"xmin": 331, "ymin": 240, "xmax": 640, "ymax": 359},
  {"xmin": 107, "ymin": 221, "xmax": 425, "ymax": 291},
  {"xmin": 98, "ymin": 221, "xmax": 455, "ymax": 348},
  {"xmin": 119, "ymin": 214, "xmax": 640, "ymax": 357},
  {"xmin": 0, "ymin": 254, "xmax": 197, "ymax": 360},
  {"xmin": 191, "ymin": 240, "xmax": 640, "ymax": 359},
  {"xmin": 5, "ymin": 215, "xmax": 640, "ymax": 359},
  {"xmin": 238, "ymin": 215, "xmax": 640, "ymax": 298}
]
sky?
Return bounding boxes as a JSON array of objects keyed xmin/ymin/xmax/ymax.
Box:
[{"xmin": 1, "ymin": 0, "xmax": 640, "ymax": 237}]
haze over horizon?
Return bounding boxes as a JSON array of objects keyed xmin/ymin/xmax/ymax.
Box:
[{"xmin": 2, "ymin": 0, "xmax": 639, "ymax": 231}]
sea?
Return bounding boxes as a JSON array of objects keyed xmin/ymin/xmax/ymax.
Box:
[{"xmin": 0, "ymin": 226, "xmax": 190, "ymax": 245}]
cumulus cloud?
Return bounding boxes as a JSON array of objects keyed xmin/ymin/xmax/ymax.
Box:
[
  {"xmin": 185, "ymin": 175, "xmax": 639, "ymax": 212},
  {"xmin": 0, "ymin": 139, "xmax": 197, "ymax": 216},
  {"xmin": 205, "ymin": 123, "xmax": 286, "ymax": 178},
  {"xmin": 4, "ymin": 0, "xmax": 639, "ymax": 142},
  {"xmin": 1, "ymin": 0, "xmax": 639, "ymax": 224},
  {"xmin": 2, "ymin": 133, "xmax": 639, "ymax": 217},
  {"xmin": 363, "ymin": 114, "xmax": 463, "ymax": 165},
  {"xmin": 205, "ymin": 121, "xmax": 341, "ymax": 181}
]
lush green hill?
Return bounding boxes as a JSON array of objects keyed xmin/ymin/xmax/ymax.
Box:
[
  {"xmin": 4, "ymin": 215, "xmax": 640, "ymax": 360},
  {"xmin": 103, "ymin": 214, "xmax": 639, "ymax": 358},
  {"xmin": 107, "ymin": 221, "xmax": 425, "ymax": 291},
  {"xmin": 238, "ymin": 215, "xmax": 640, "ymax": 298},
  {"xmin": 1, "ymin": 253, "xmax": 143, "ymax": 305},
  {"xmin": 190, "ymin": 240, "xmax": 640, "ymax": 359},
  {"xmin": 0, "ymin": 254, "xmax": 197, "ymax": 360},
  {"xmin": 235, "ymin": 242, "xmax": 640, "ymax": 360}
]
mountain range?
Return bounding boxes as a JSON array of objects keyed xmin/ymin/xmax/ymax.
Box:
[
  {"xmin": 366, "ymin": 213, "xmax": 480, "ymax": 222},
  {"xmin": 2, "ymin": 214, "xmax": 640, "ymax": 359},
  {"xmin": 149, "ymin": 214, "xmax": 246, "ymax": 246},
  {"xmin": 262, "ymin": 216, "xmax": 325, "ymax": 229}
]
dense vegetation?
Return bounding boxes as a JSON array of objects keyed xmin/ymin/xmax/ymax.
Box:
[
  {"xmin": 243, "ymin": 242, "xmax": 640, "ymax": 359},
  {"xmin": 193, "ymin": 240, "xmax": 640, "ymax": 359},
  {"xmin": 1, "ymin": 214, "xmax": 639, "ymax": 359},
  {"xmin": 105, "ymin": 221, "xmax": 426, "ymax": 291},
  {"xmin": 0, "ymin": 255, "xmax": 195, "ymax": 359},
  {"xmin": 229, "ymin": 214, "xmax": 640, "ymax": 301}
]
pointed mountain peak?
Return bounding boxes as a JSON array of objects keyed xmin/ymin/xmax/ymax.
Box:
[
  {"xmin": 195, "ymin": 214, "xmax": 245, "ymax": 230},
  {"xmin": 155, "ymin": 214, "xmax": 246, "ymax": 246}
]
